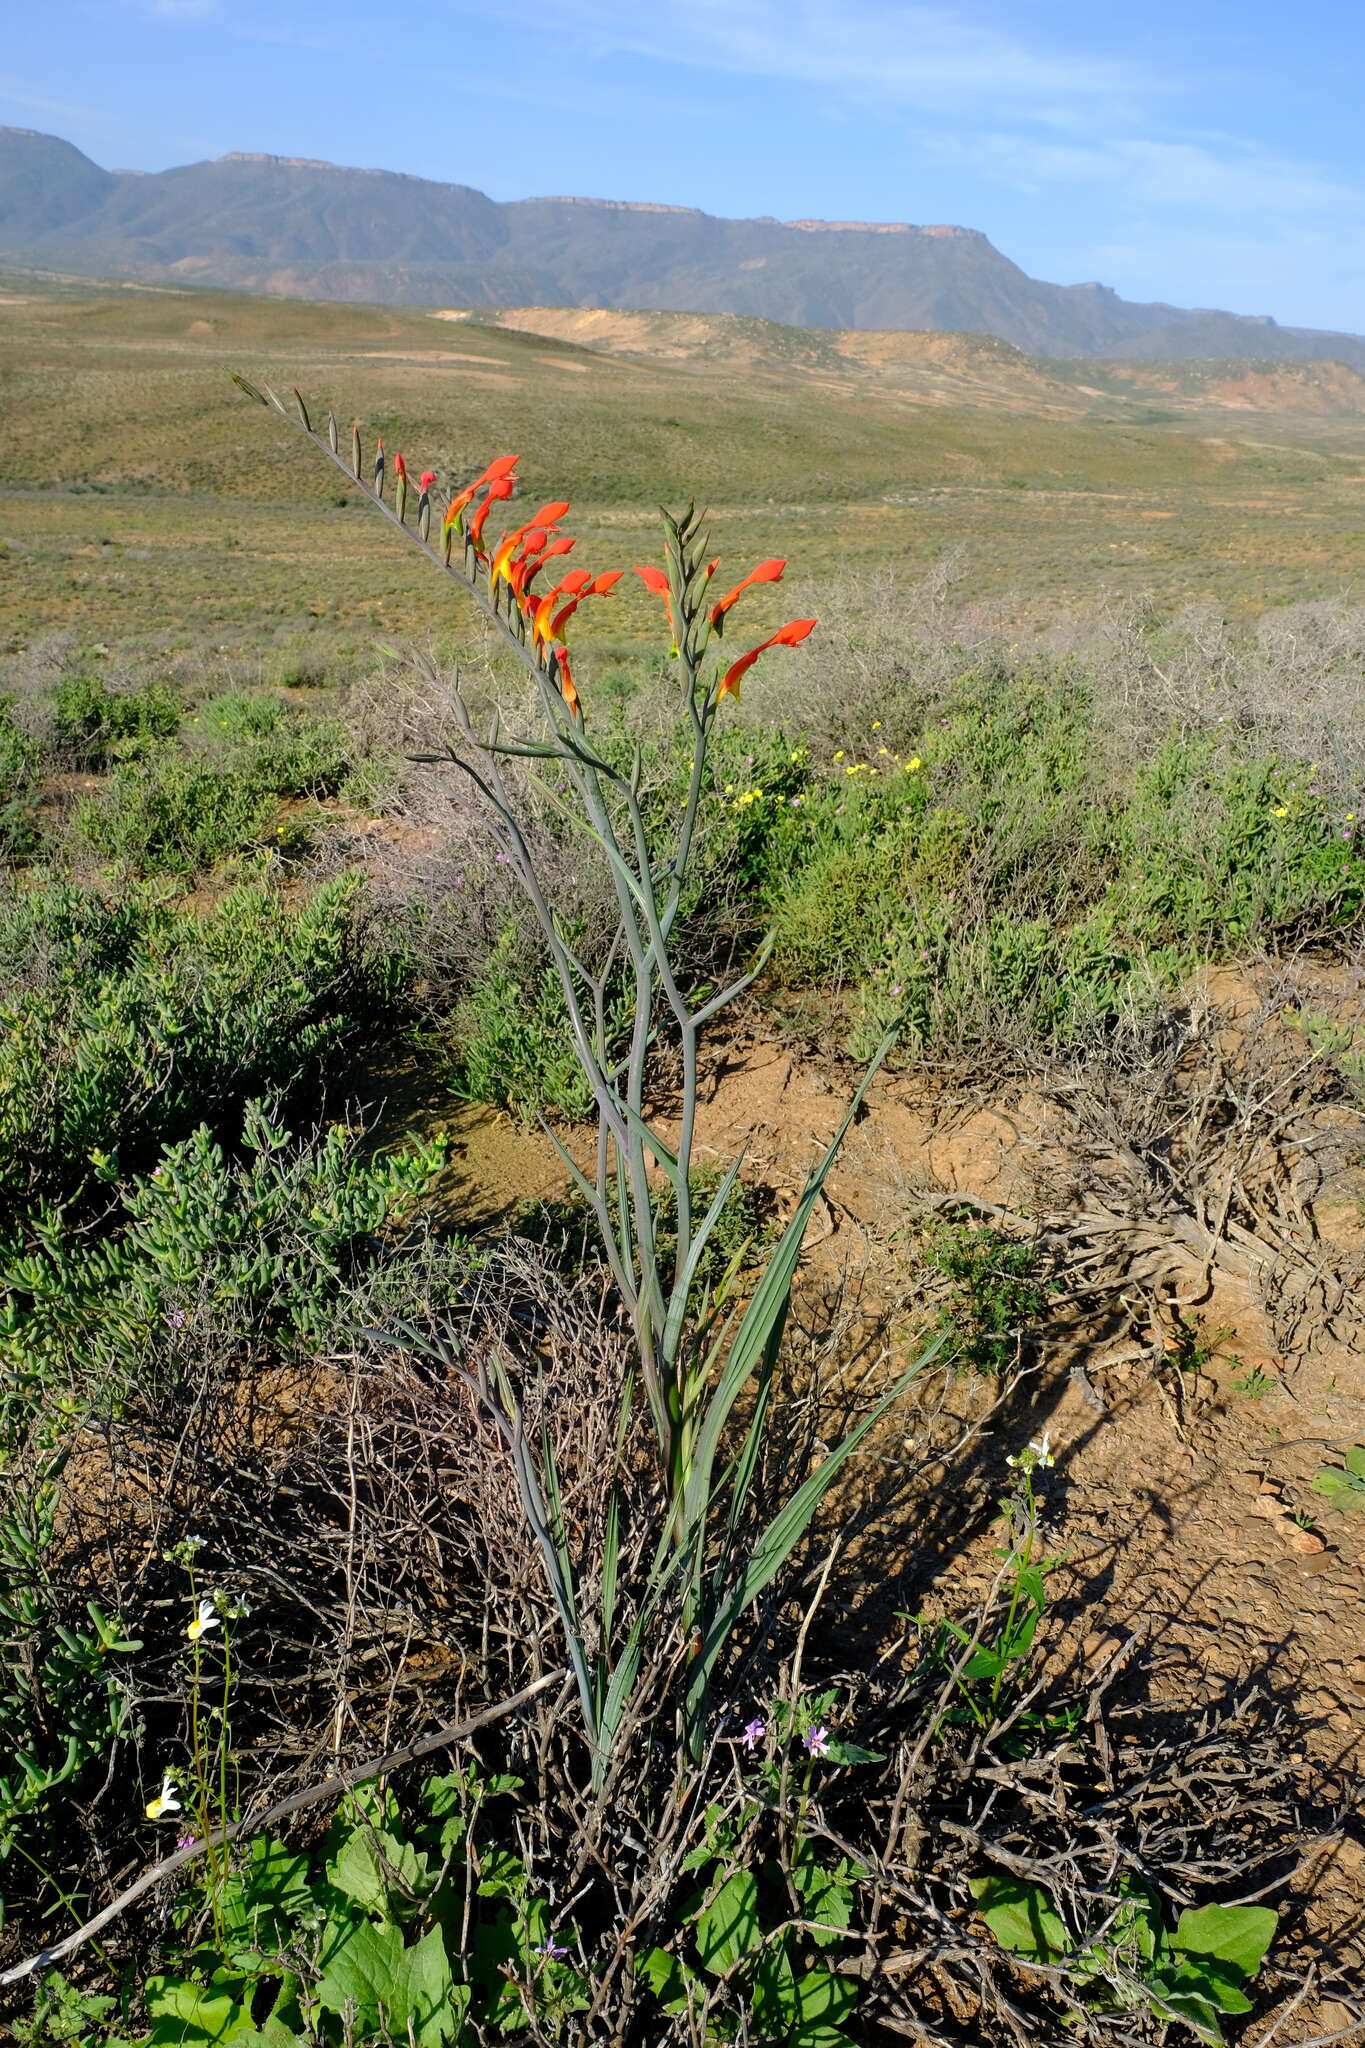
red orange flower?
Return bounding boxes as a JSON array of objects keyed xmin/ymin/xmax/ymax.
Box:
[
  {"xmin": 468, "ymin": 477, "xmax": 515, "ymax": 547},
  {"xmin": 556, "ymin": 649, "xmax": 580, "ymax": 719},
  {"xmin": 492, "ymin": 504, "xmax": 573, "ymax": 588},
  {"xmin": 633, "ymin": 562, "xmax": 675, "ymax": 634},
  {"xmin": 548, "ymin": 567, "xmax": 624, "ymax": 642},
  {"xmin": 718, "ymin": 617, "xmax": 817, "ymax": 701},
  {"xmin": 519, "ymin": 535, "xmax": 577, "ymax": 601},
  {"xmin": 710, "ymin": 558, "xmax": 785, "ymax": 631},
  {"xmin": 473, "ymin": 454, "xmax": 521, "ymax": 487},
  {"xmin": 529, "ymin": 566, "xmax": 587, "ymax": 640},
  {"xmin": 443, "ymin": 456, "xmax": 521, "ymax": 533},
  {"xmin": 419, "ymin": 469, "xmax": 437, "ymax": 491}
]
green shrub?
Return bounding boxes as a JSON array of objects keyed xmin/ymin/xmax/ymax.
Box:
[
  {"xmin": 75, "ymin": 756, "xmax": 279, "ymax": 875},
  {"xmin": 52, "ymin": 672, "xmax": 180, "ymax": 767},
  {"xmin": 0, "ymin": 1455, "xmax": 141, "ymax": 1862},
  {"xmin": 924, "ymin": 1221, "xmax": 1052, "ymax": 1373},
  {"xmin": 453, "ymin": 924, "xmax": 596, "ymax": 1122},
  {"xmin": 0, "ymin": 1102, "xmax": 448, "ymax": 1404},
  {"xmin": 761, "ymin": 667, "xmax": 1365, "ymax": 1052},
  {"xmin": 0, "ymin": 697, "xmax": 41, "ymax": 859},
  {"xmin": 0, "ymin": 870, "xmax": 407, "ymax": 1214},
  {"xmin": 188, "ymin": 691, "xmax": 353, "ymax": 797}
]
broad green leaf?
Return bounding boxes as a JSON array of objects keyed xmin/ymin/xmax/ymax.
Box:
[
  {"xmin": 482, "ymin": 1772, "xmax": 523, "ymax": 1796},
  {"xmin": 969, "ymin": 1874, "xmax": 1068, "ymax": 1962},
  {"xmin": 316, "ymin": 1915, "xmax": 464, "ymax": 2048},
  {"xmin": 751, "ymin": 1939, "xmax": 799, "ymax": 2028},
  {"xmin": 1146, "ymin": 1960, "xmax": 1241, "ymax": 2041},
  {"xmin": 421, "ymin": 1773, "xmax": 469, "ymax": 1857},
  {"xmin": 823, "ymin": 1739, "xmax": 882, "ymax": 1766},
  {"xmin": 327, "ymin": 1825, "xmax": 431, "ymax": 1916},
  {"xmin": 795, "ymin": 1849, "xmax": 859, "ymax": 1946},
  {"xmin": 793, "ymin": 1966, "xmax": 858, "ymax": 2028},
  {"xmin": 1311, "ymin": 1463, "xmax": 1365, "ymax": 1510},
  {"xmin": 1346, "ymin": 1443, "xmax": 1365, "ymax": 1477},
  {"xmin": 961, "ymin": 1647, "xmax": 1006, "ymax": 1681},
  {"xmin": 1172, "ymin": 1903, "xmax": 1277, "ymax": 1980},
  {"xmin": 226, "ymin": 2025, "xmax": 305, "ymax": 2048},
  {"xmin": 695, "ymin": 1869, "xmax": 762, "ymax": 1975},
  {"xmin": 223, "ymin": 1837, "xmax": 311, "ymax": 1944},
  {"xmin": 636, "ymin": 1944, "xmax": 697, "ymax": 2013},
  {"xmin": 476, "ymin": 1844, "xmax": 525, "ymax": 1899},
  {"xmin": 145, "ymin": 1973, "xmax": 259, "ymax": 2046}
]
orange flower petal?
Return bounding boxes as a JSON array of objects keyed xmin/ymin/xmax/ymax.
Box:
[
  {"xmin": 718, "ymin": 616, "xmax": 816, "ymax": 700},
  {"xmin": 473, "ymin": 454, "xmax": 521, "ymax": 487}
]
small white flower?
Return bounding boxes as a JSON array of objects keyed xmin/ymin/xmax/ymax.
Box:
[
  {"xmin": 1008, "ymin": 1431, "xmax": 1055, "ymax": 1474},
  {"xmin": 146, "ymin": 1775, "xmax": 181, "ymax": 1821},
  {"xmin": 187, "ymin": 1597, "xmax": 220, "ymax": 1642}
]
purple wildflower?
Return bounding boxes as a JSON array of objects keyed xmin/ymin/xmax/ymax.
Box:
[
  {"xmin": 534, "ymin": 1937, "xmax": 569, "ymax": 1962},
  {"xmin": 166, "ymin": 1308, "xmax": 187, "ymax": 1329},
  {"xmin": 804, "ymin": 1725, "xmax": 831, "ymax": 1758},
  {"xmin": 741, "ymin": 1717, "xmax": 766, "ymax": 1750}
]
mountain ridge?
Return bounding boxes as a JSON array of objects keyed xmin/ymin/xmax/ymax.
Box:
[{"xmin": 3, "ymin": 125, "xmax": 1363, "ymax": 368}]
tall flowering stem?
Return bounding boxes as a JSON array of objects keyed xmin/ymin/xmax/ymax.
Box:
[{"xmin": 234, "ymin": 377, "xmax": 937, "ymax": 1776}]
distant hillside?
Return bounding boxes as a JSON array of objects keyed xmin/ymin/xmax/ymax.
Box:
[
  {"xmin": 449, "ymin": 306, "xmax": 1365, "ymax": 419},
  {"xmin": 4, "ymin": 126, "xmax": 1365, "ymax": 368}
]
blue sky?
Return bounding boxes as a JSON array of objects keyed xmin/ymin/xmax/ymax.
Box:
[{"xmin": 4, "ymin": 1, "xmax": 1364, "ymax": 332}]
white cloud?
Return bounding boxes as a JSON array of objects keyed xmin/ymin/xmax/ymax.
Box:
[
  {"xmin": 0, "ymin": 74, "xmax": 106, "ymax": 124},
  {"xmin": 530, "ymin": 0, "xmax": 1149, "ymax": 112},
  {"xmin": 954, "ymin": 132, "xmax": 1365, "ymax": 225}
]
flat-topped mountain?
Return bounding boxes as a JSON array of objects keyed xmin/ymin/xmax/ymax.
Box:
[{"xmin": 3, "ymin": 126, "xmax": 1363, "ymax": 368}]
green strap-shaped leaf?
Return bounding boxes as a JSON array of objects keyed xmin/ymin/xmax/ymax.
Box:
[
  {"xmin": 684, "ymin": 1334, "xmax": 945, "ymax": 1749},
  {"xmin": 682, "ymin": 1021, "xmax": 902, "ymax": 1540}
]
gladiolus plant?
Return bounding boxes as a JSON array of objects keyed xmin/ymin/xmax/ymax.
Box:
[{"xmin": 231, "ymin": 374, "xmax": 935, "ymax": 1775}]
